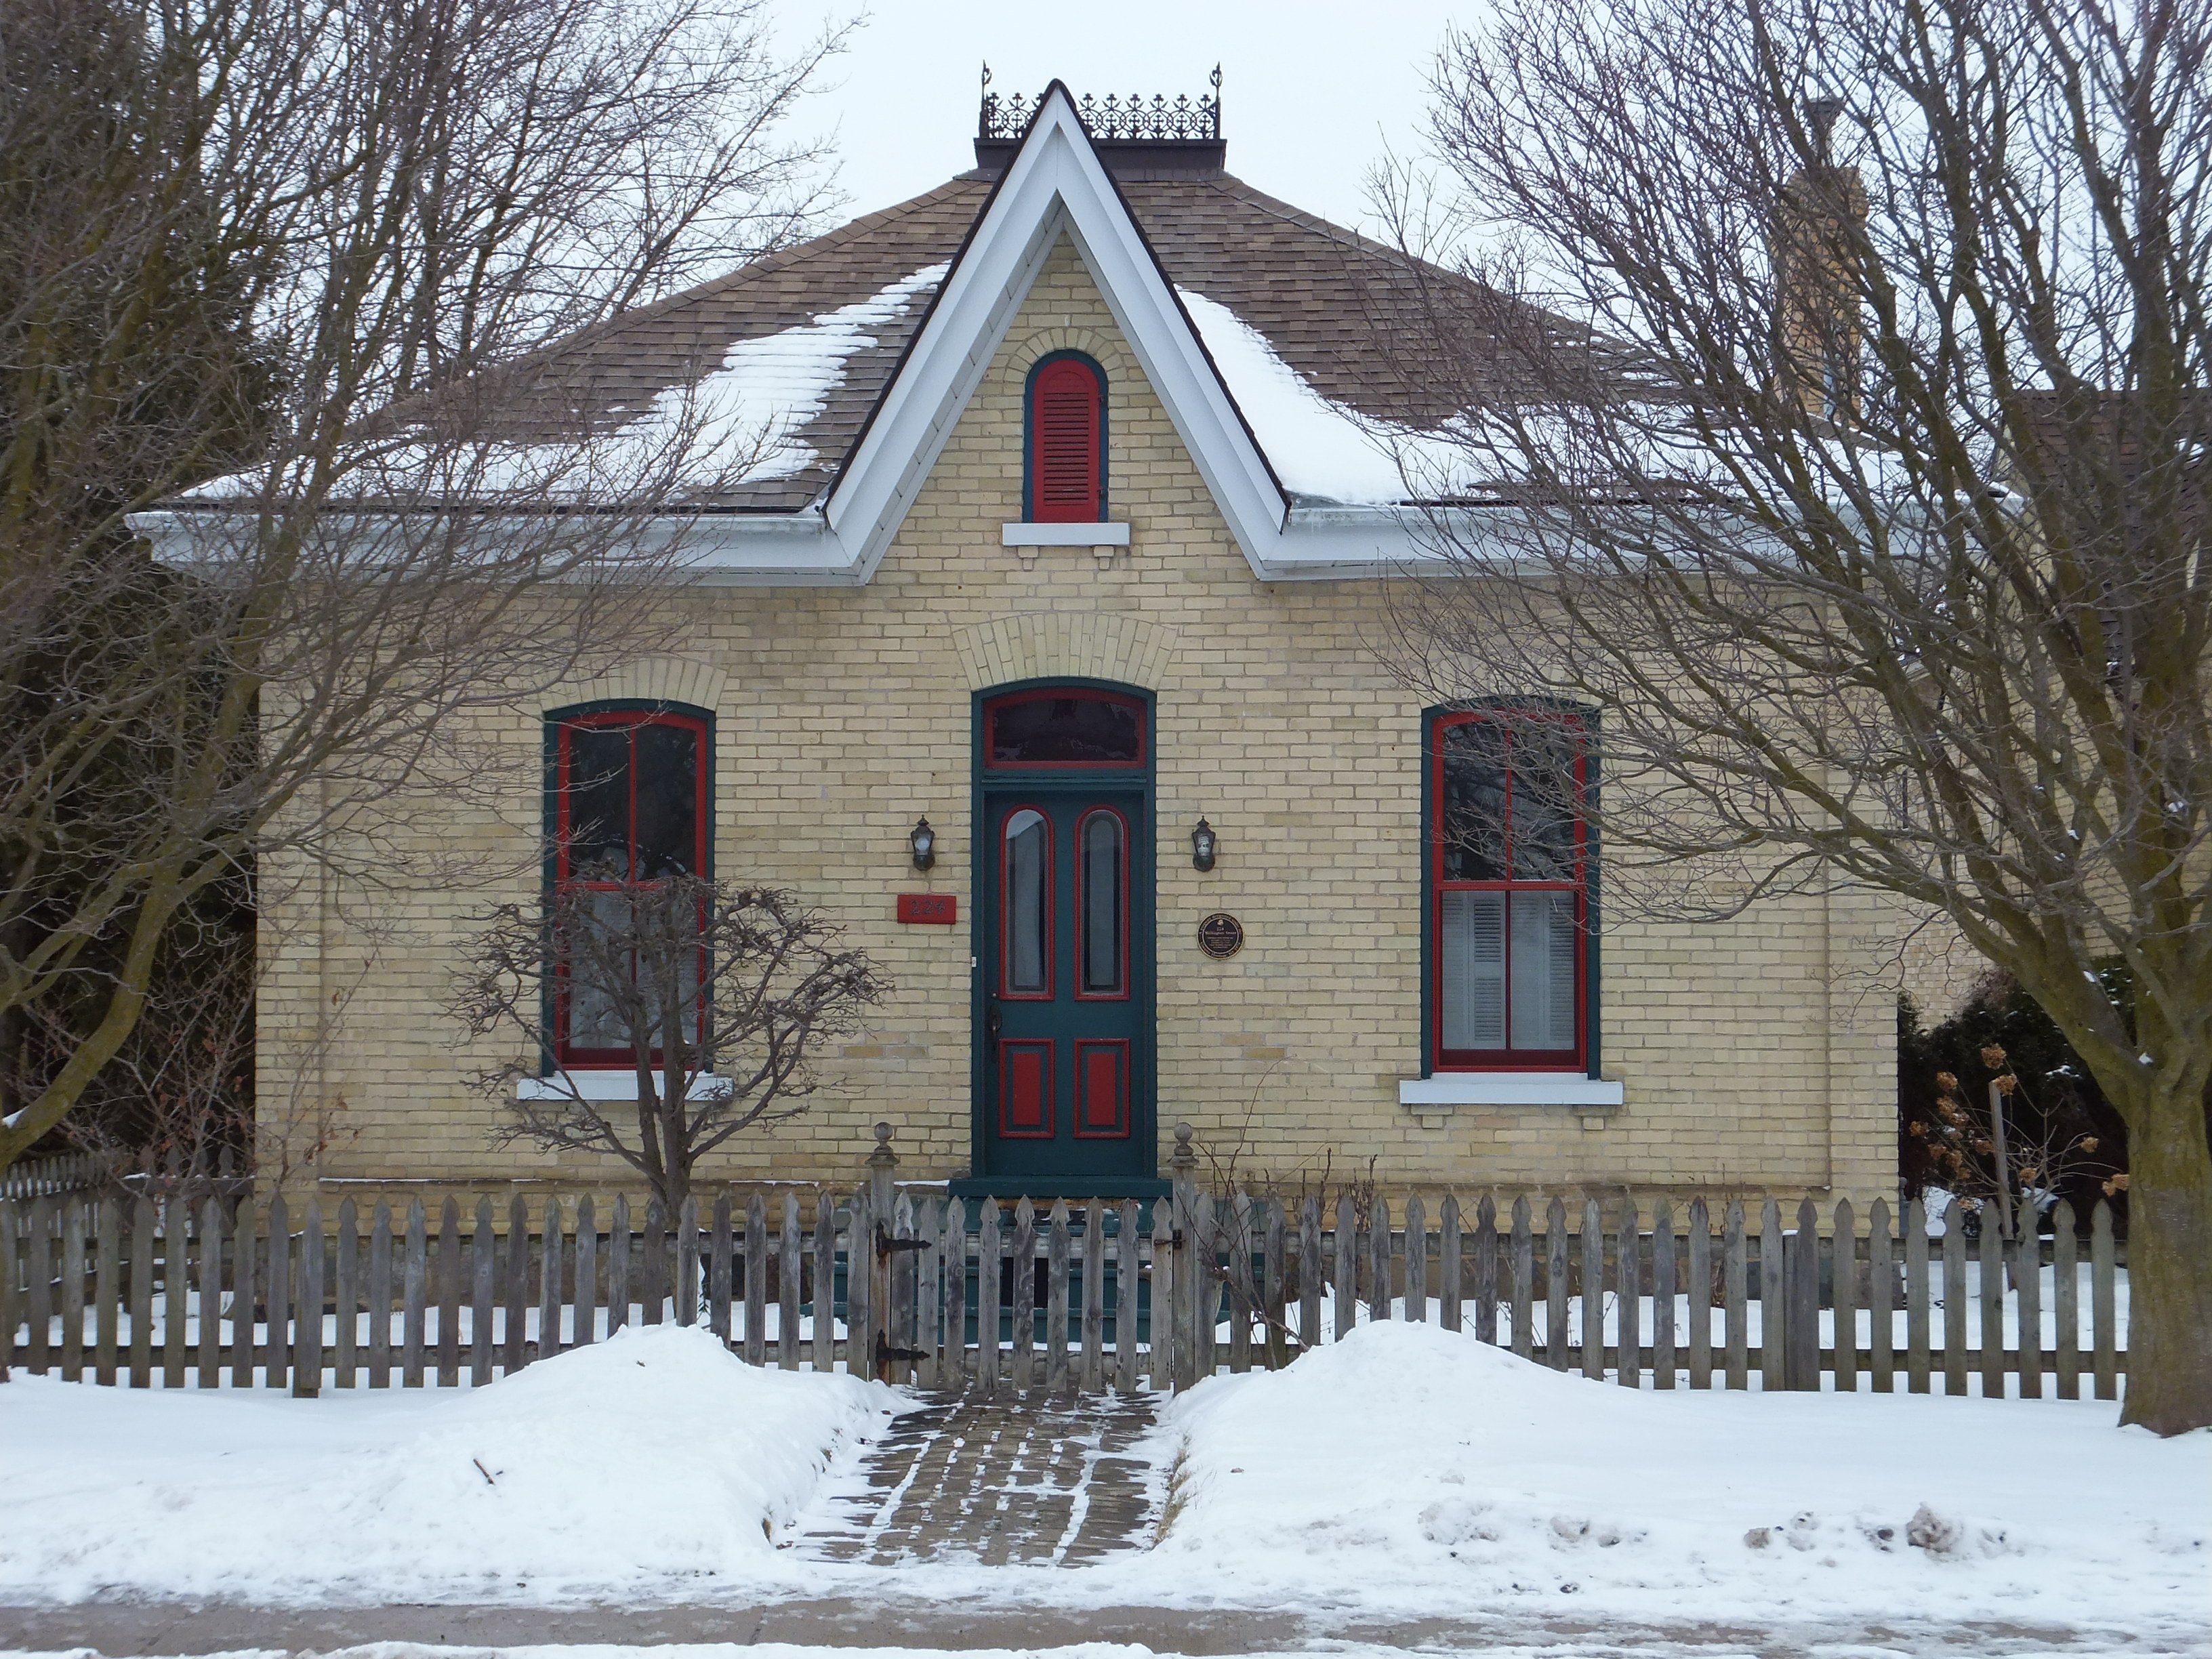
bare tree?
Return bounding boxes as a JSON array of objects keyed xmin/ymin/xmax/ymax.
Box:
[
  {"xmin": 454, "ymin": 876, "xmax": 887, "ymax": 1213},
  {"xmin": 0, "ymin": 0, "xmax": 847, "ymax": 1170},
  {"xmin": 1387, "ymin": 0, "xmax": 2211, "ymax": 1431}
]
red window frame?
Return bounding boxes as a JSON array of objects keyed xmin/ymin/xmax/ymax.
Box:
[
  {"xmin": 998, "ymin": 803, "xmax": 1055, "ymax": 1001},
  {"xmin": 1429, "ymin": 709, "xmax": 1589, "ymax": 1073},
  {"xmin": 552, "ymin": 708, "xmax": 710, "ymax": 1067},
  {"xmin": 983, "ymin": 686, "xmax": 1147, "ymax": 770},
  {"xmin": 1028, "ymin": 354, "xmax": 1104, "ymax": 522},
  {"xmin": 1073, "ymin": 806, "xmax": 1130, "ymax": 1001}
]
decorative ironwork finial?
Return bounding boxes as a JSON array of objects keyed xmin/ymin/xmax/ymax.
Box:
[{"xmin": 977, "ymin": 76, "xmax": 1223, "ymax": 142}]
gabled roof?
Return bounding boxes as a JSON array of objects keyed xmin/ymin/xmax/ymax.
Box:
[{"xmin": 137, "ymin": 85, "xmax": 1537, "ymax": 583}]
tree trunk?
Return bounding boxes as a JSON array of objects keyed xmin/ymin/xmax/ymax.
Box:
[{"xmin": 2119, "ymin": 1086, "xmax": 2212, "ymax": 1434}]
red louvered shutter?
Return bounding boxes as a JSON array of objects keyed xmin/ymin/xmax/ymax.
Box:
[{"xmin": 1030, "ymin": 358, "xmax": 1101, "ymax": 522}]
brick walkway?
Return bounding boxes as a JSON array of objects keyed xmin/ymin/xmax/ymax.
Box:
[{"xmin": 792, "ymin": 1390, "xmax": 1164, "ymax": 1567}]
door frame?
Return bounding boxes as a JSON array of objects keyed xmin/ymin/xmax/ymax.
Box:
[{"xmin": 954, "ymin": 677, "xmax": 1163, "ymax": 1199}]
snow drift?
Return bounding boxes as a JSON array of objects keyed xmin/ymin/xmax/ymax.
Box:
[
  {"xmin": 1141, "ymin": 1320, "xmax": 2209, "ymax": 1632},
  {"xmin": 0, "ymin": 1323, "xmax": 899, "ymax": 1605}
]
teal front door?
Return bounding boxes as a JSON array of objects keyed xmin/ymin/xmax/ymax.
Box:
[{"xmin": 980, "ymin": 790, "xmax": 1152, "ymax": 1185}]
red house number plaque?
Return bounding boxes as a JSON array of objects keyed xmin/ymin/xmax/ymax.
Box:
[{"xmin": 897, "ymin": 893, "xmax": 958, "ymax": 925}]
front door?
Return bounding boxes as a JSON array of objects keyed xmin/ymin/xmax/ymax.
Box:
[
  {"xmin": 970, "ymin": 684, "xmax": 1155, "ymax": 1192},
  {"xmin": 981, "ymin": 791, "xmax": 1151, "ymax": 1183}
]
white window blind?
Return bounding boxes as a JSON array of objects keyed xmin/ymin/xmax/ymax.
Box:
[
  {"xmin": 1509, "ymin": 889, "xmax": 1579, "ymax": 1050},
  {"xmin": 1439, "ymin": 889, "xmax": 1505, "ymax": 1049}
]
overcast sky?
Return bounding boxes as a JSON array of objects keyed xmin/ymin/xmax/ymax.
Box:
[{"xmin": 785, "ymin": 0, "xmax": 1481, "ymax": 237}]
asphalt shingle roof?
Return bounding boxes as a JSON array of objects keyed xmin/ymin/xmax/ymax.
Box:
[{"xmin": 468, "ymin": 163, "xmax": 1515, "ymax": 511}]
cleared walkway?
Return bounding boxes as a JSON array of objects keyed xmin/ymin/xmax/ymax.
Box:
[{"xmin": 791, "ymin": 1389, "xmax": 1163, "ymax": 1567}]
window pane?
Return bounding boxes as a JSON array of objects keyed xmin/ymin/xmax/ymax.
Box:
[
  {"xmin": 1004, "ymin": 808, "xmax": 1049, "ymax": 994},
  {"xmin": 989, "ymin": 695, "xmax": 1143, "ymax": 765},
  {"xmin": 1439, "ymin": 722, "xmax": 1507, "ymax": 881},
  {"xmin": 1509, "ymin": 729, "xmax": 1580, "ymax": 881},
  {"xmin": 634, "ymin": 723, "xmax": 699, "ymax": 878},
  {"xmin": 1080, "ymin": 812, "xmax": 1124, "ymax": 994},
  {"xmin": 565, "ymin": 888, "xmax": 634, "ymax": 1052},
  {"xmin": 1509, "ymin": 890, "xmax": 1579, "ymax": 1050},
  {"xmin": 564, "ymin": 726, "xmax": 631, "ymax": 880},
  {"xmin": 1439, "ymin": 889, "xmax": 1504, "ymax": 1050}
]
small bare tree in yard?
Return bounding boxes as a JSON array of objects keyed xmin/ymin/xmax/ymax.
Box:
[
  {"xmin": 1390, "ymin": 0, "xmax": 2212, "ymax": 1430},
  {"xmin": 455, "ymin": 878, "xmax": 886, "ymax": 1214},
  {"xmin": 0, "ymin": 0, "xmax": 846, "ymax": 1170}
]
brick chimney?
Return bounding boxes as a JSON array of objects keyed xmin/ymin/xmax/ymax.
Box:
[{"xmin": 1773, "ymin": 97, "xmax": 1870, "ymax": 422}]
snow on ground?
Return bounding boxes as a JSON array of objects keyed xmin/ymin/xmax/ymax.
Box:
[
  {"xmin": 3, "ymin": 1319, "xmax": 2205, "ymax": 1643},
  {"xmin": 1120, "ymin": 1322, "xmax": 2208, "ymax": 1635},
  {"xmin": 0, "ymin": 1324, "xmax": 899, "ymax": 1605}
]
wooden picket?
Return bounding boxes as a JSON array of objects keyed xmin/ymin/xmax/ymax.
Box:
[{"xmin": 1, "ymin": 1166, "xmax": 2135, "ymax": 1401}]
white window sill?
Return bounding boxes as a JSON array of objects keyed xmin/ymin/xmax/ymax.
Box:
[
  {"xmin": 1002, "ymin": 521, "xmax": 1130, "ymax": 546},
  {"xmin": 517, "ymin": 1071, "xmax": 733, "ymax": 1103},
  {"xmin": 1399, "ymin": 1076, "xmax": 1624, "ymax": 1109}
]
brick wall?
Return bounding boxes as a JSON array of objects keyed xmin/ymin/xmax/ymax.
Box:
[{"xmin": 261, "ymin": 237, "xmax": 1909, "ymax": 1213}]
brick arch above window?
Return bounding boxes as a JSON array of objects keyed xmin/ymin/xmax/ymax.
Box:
[
  {"xmin": 541, "ymin": 655, "xmax": 730, "ymax": 720},
  {"xmin": 949, "ymin": 611, "xmax": 1179, "ymax": 691},
  {"xmin": 1003, "ymin": 327, "xmax": 1133, "ymax": 386}
]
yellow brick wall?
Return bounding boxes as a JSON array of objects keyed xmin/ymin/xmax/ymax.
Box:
[{"xmin": 262, "ymin": 236, "xmax": 1906, "ymax": 1214}]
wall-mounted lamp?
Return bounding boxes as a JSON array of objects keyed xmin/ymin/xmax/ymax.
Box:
[
  {"xmin": 1190, "ymin": 817, "xmax": 1217, "ymax": 872},
  {"xmin": 909, "ymin": 816, "xmax": 937, "ymax": 872}
]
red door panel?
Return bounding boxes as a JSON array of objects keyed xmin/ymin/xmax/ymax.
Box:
[
  {"xmin": 1074, "ymin": 1039, "xmax": 1130, "ymax": 1139},
  {"xmin": 999, "ymin": 1039, "xmax": 1055, "ymax": 1138}
]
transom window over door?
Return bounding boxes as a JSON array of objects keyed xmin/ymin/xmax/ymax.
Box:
[
  {"xmin": 1026, "ymin": 352, "xmax": 1105, "ymax": 522},
  {"xmin": 1430, "ymin": 709, "xmax": 1589, "ymax": 1070},
  {"xmin": 550, "ymin": 706, "xmax": 709, "ymax": 1066}
]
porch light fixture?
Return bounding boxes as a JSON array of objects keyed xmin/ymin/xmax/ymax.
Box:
[
  {"xmin": 1190, "ymin": 817, "xmax": 1217, "ymax": 872},
  {"xmin": 909, "ymin": 817, "xmax": 937, "ymax": 872}
]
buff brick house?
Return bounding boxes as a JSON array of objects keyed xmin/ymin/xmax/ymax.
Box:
[{"xmin": 148, "ymin": 83, "xmax": 1907, "ymax": 1211}]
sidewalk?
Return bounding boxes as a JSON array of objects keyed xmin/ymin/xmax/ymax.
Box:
[{"xmin": 0, "ymin": 1599, "xmax": 2190, "ymax": 1657}]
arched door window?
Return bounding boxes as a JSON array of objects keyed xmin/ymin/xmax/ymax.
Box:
[{"xmin": 1026, "ymin": 352, "xmax": 1105, "ymax": 522}]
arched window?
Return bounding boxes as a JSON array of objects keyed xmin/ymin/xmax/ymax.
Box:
[
  {"xmin": 1025, "ymin": 352, "xmax": 1105, "ymax": 522},
  {"xmin": 548, "ymin": 705, "xmax": 710, "ymax": 1065},
  {"xmin": 983, "ymin": 685, "xmax": 1145, "ymax": 769}
]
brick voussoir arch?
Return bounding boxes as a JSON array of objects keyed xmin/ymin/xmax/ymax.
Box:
[
  {"xmin": 951, "ymin": 612, "xmax": 1179, "ymax": 694},
  {"xmin": 539, "ymin": 654, "xmax": 732, "ymax": 719},
  {"xmin": 1002, "ymin": 325, "xmax": 1135, "ymax": 389}
]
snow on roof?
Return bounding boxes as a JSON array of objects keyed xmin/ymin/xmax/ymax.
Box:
[
  {"xmin": 593, "ymin": 262, "xmax": 951, "ymax": 492},
  {"xmin": 1178, "ymin": 287, "xmax": 1481, "ymax": 506},
  {"xmin": 184, "ymin": 264, "xmax": 951, "ymax": 508}
]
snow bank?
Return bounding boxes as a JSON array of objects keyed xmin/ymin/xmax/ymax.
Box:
[
  {"xmin": 0, "ymin": 1324, "xmax": 899, "ymax": 1605},
  {"xmin": 1143, "ymin": 1321, "xmax": 2209, "ymax": 1631}
]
